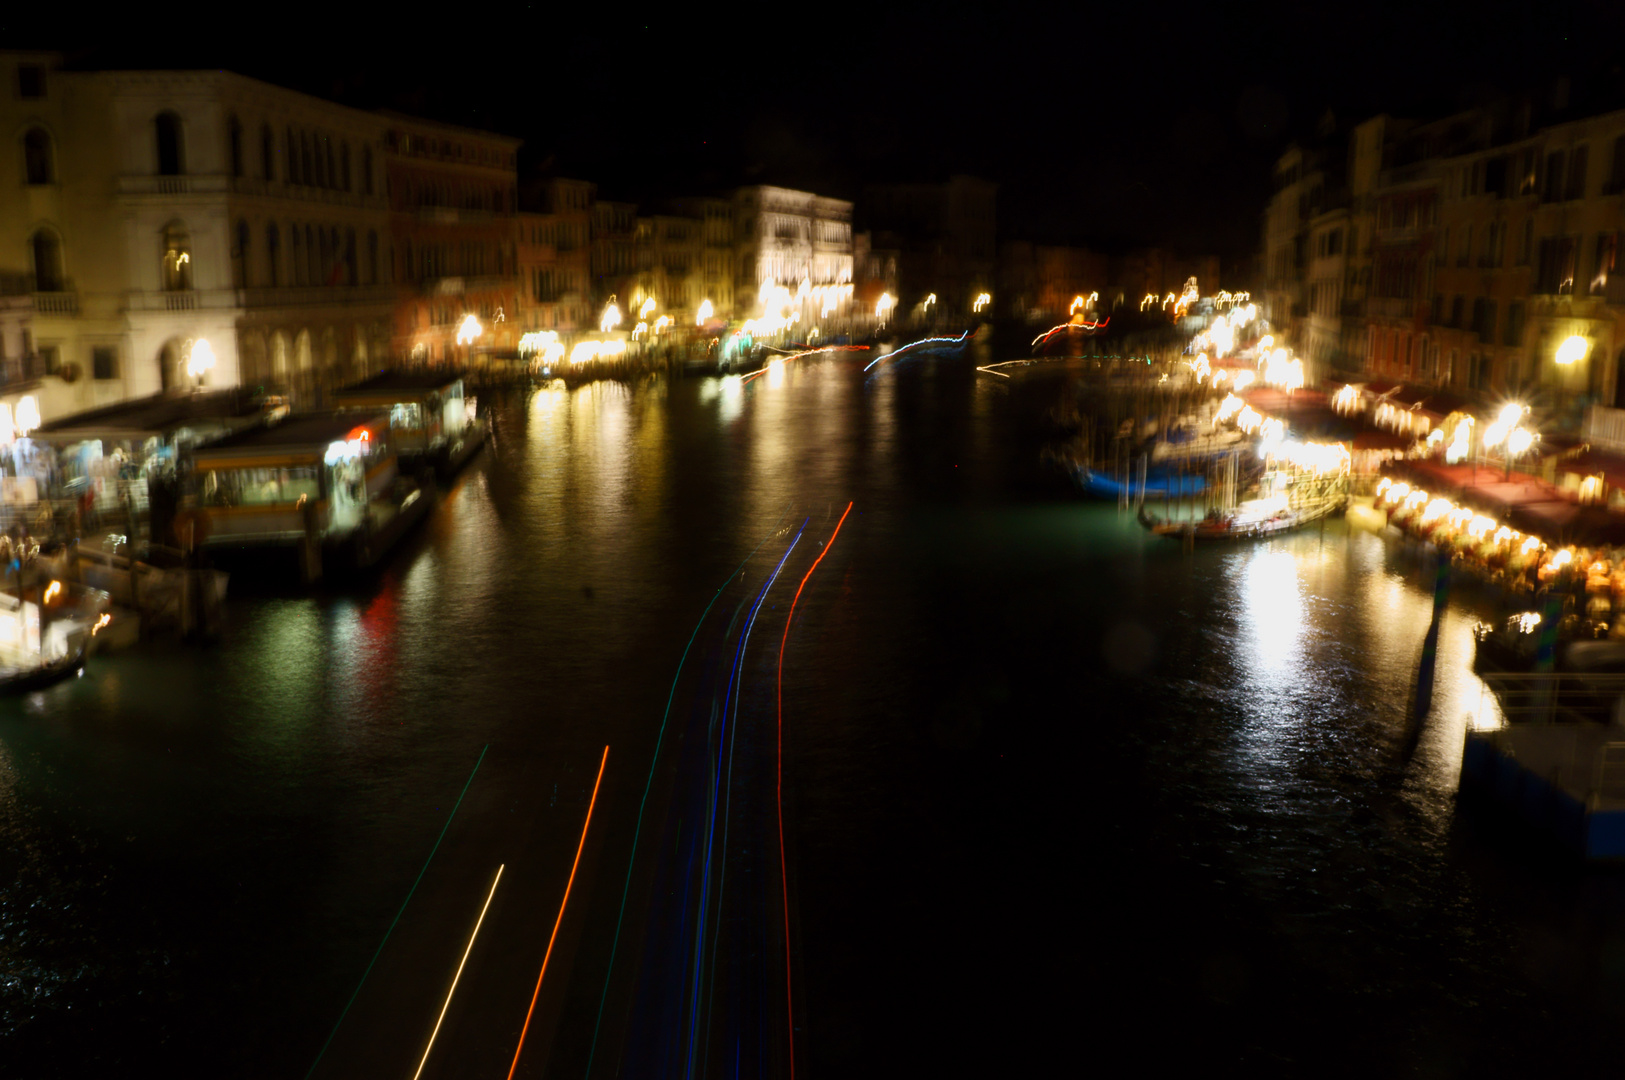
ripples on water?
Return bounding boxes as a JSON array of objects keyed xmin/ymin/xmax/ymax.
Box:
[{"xmin": 2, "ymin": 354, "xmax": 1625, "ymax": 1075}]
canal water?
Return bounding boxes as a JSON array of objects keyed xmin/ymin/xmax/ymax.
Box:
[{"xmin": 4, "ymin": 337, "xmax": 1625, "ymax": 1076}]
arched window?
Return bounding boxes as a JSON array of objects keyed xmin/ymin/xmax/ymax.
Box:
[
  {"xmin": 155, "ymin": 111, "xmax": 184, "ymax": 175},
  {"xmin": 362, "ymin": 145, "xmax": 373, "ymax": 195},
  {"xmin": 301, "ymin": 132, "xmax": 313, "ymax": 186},
  {"xmin": 324, "ymin": 137, "xmax": 335, "ymax": 191},
  {"xmin": 233, "ymin": 219, "xmax": 251, "ymax": 289},
  {"xmin": 313, "ymin": 134, "xmax": 327, "ymax": 188},
  {"xmin": 345, "ymin": 228, "xmax": 357, "ymax": 286},
  {"xmin": 306, "ymin": 224, "xmax": 318, "ymax": 285},
  {"xmin": 340, "ymin": 142, "xmax": 351, "ymax": 192},
  {"xmin": 30, "ymin": 228, "xmax": 63, "ymax": 292},
  {"xmin": 291, "ymin": 226, "xmax": 306, "ymax": 286},
  {"xmin": 266, "ymin": 223, "xmax": 280, "ymax": 286},
  {"xmin": 261, "ymin": 124, "xmax": 275, "ymax": 181},
  {"xmin": 367, "ymin": 230, "xmax": 379, "ymax": 284},
  {"xmin": 227, "ymin": 114, "xmax": 243, "ymax": 178},
  {"xmin": 23, "ymin": 128, "xmax": 53, "ymax": 185},
  {"xmin": 161, "ymin": 223, "xmax": 192, "ymax": 291},
  {"xmin": 285, "ymin": 127, "xmax": 297, "ymax": 183}
]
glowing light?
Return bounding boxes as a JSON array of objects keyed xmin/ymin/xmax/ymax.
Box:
[
  {"xmin": 974, "ymin": 292, "xmax": 992, "ymax": 313},
  {"xmin": 1333, "ymin": 384, "xmax": 1360, "ymax": 414},
  {"xmin": 185, "ymin": 338, "xmax": 216, "ymax": 380},
  {"xmin": 1232, "ymin": 370, "xmax": 1254, "ymax": 390},
  {"xmin": 1070, "ymin": 295, "xmax": 1087, "ymax": 315},
  {"xmin": 600, "ymin": 300, "xmax": 622, "ymax": 333},
  {"xmin": 411, "ymin": 864, "xmax": 505, "ymax": 1080},
  {"xmin": 1257, "ymin": 335, "xmax": 1274, "ymax": 353},
  {"xmin": 1420, "ymin": 497, "xmax": 1452, "ymax": 524},
  {"xmin": 455, "ymin": 314, "xmax": 482, "ymax": 347},
  {"xmin": 506, "ymin": 747, "xmax": 609, "ymax": 1080},
  {"xmin": 632, "ymin": 321, "xmax": 647, "ymax": 340},
  {"xmin": 863, "ymin": 331, "xmax": 973, "ymax": 373},
  {"xmin": 654, "ymin": 315, "xmax": 671, "ymax": 333},
  {"xmin": 697, "ymin": 299, "xmax": 713, "ymax": 325},
  {"xmin": 1557, "ymin": 334, "xmax": 1588, "ymax": 366},
  {"xmin": 1517, "ymin": 612, "xmax": 1542, "ymax": 633},
  {"xmin": 638, "ymin": 297, "xmax": 656, "ymax": 319},
  {"xmin": 43, "ymin": 580, "xmax": 61, "ymax": 603},
  {"xmin": 92, "ymin": 613, "xmax": 111, "ymax": 635},
  {"xmin": 1506, "ymin": 427, "xmax": 1534, "ymax": 456},
  {"xmin": 1521, "ymin": 536, "xmax": 1542, "ymax": 555}
]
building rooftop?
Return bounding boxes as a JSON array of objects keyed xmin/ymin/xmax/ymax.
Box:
[
  {"xmin": 194, "ymin": 412, "xmax": 385, "ymax": 456},
  {"xmin": 37, "ymin": 390, "xmax": 272, "ymax": 439},
  {"xmin": 333, "ymin": 371, "xmax": 462, "ymax": 397}
]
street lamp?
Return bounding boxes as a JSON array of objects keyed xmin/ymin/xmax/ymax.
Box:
[
  {"xmin": 876, "ymin": 292, "xmax": 895, "ymax": 329},
  {"xmin": 456, "ymin": 314, "xmax": 482, "ymax": 371},
  {"xmin": 600, "ymin": 298, "xmax": 622, "ymax": 334},
  {"xmin": 1556, "ymin": 334, "xmax": 1589, "ymax": 366},
  {"xmin": 697, "ymin": 299, "xmax": 713, "ymax": 326},
  {"xmin": 186, "ymin": 338, "xmax": 216, "ymax": 389}
]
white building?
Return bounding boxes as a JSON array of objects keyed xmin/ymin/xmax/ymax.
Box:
[
  {"xmin": 0, "ymin": 52, "xmax": 395, "ymax": 421},
  {"xmin": 732, "ymin": 186, "xmax": 854, "ymax": 327}
]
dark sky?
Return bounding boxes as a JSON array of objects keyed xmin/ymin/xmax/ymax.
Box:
[{"xmin": 10, "ymin": 2, "xmax": 1625, "ymax": 268}]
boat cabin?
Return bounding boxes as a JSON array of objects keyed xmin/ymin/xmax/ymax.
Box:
[
  {"xmin": 186, "ymin": 413, "xmax": 394, "ymax": 546},
  {"xmin": 331, "ymin": 371, "xmax": 469, "ymax": 462},
  {"xmin": 33, "ymin": 390, "xmax": 285, "ymax": 534}
]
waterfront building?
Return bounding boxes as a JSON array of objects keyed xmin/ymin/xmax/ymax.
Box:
[
  {"xmin": 380, "ymin": 114, "xmax": 522, "ymax": 365},
  {"xmin": 590, "ymin": 200, "xmax": 638, "ymax": 320},
  {"xmin": 517, "ymin": 178, "xmax": 594, "ymax": 340},
  {"xmin": 731, "ymin": 185, "xmax": 854, "ymax": 328},
  {"xmin": 0, "ymin": 50, "xmax": 396, "ymax": 418},
  {"xmin": 1352, "ymin": 98, "xmax": 1625, "ymax": 426},
  {"xmin": 859, "ymin": 176, "xmax": 995, "ymax": 320}
]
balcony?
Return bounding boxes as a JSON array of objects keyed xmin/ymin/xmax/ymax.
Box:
[
  {"xmin": 238, "ymin": 284, "xmax": 394, "ymax": 309},
  {"xmin": 32, "ymin": 292, "xmax": 78, "ymax": 315},
  {"xmin": 124, "ymin": 289, "xmax": 237, "ymax": 312},
  {"xmin": 1584, "ymin": 405, "xmax": 1625, "ymax": 453},
  {"xmin": 116, "ymin": 174, "xmax": 230, "ymax": 197}
]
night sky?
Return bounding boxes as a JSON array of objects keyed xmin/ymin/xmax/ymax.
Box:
[{"xmin": 9, "ymin": 2, "xmax": 1625, "ymax": 269}]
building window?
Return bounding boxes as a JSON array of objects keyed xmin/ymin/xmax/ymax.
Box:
[
  {"xmin": 17, "ymin": 64, "xmax": 44, "ymax": 100},
  {"xmin": 1472, "ymin": 298, "xmax": 1497, "ymax": 344},
  {"xmin": 262, "ymin": 124, "xmax": 275, "ymax": 181},
  {"xmin": 1544, "ymin": 151, "xmax": 1565, "ymax": 202},
  {"xmin": 1592, "ymin": 232, "xmax": 1618, "ymax": 294},
  {"xmin": 1611, "ymin": 136, "xmax": 1625, "ymax": 194},
  {"xmin": 367, "ymin": 230, "xmax": 378, "ymax": 284},
  {"xmin": 292, "ymin": 226, "xmax": 306, "ymax": 285},
  {"xmin": 1457, "ymin": 225, "xmax": 1470, "ymax": 267},
  {"xmin": 1567, "ymin": 145, "xmax": 1589, "ymax": 201},
  {"xmin": 30, "ymin": 229, "xmax": 63, "ymax": 292},
  {"xmin": 22, "ymin": 127, "xmax": 52, "ymax": 185},
  {"xmin": 301, "ymin": 132, "xmax": 313, "ymax": 186},
  {"xmin": 286, "ymin": 128, "xmax": 297, "ymax": 183},
  {"xmin": 1504, "ymin": 301, "xmax": 1525, "ymax": 346},
  {"xmin": 1518, "ymin": 219, "xmax": 1533, "ymax": 266},
  {"xmin": 234, "ymin": 220, "xmax": 251, "ymax": 289},
  {"xmin": 92, "ymin": 346, "xmax": 118, "ymax": 380},
  {"xmin": 162, "ymin": 223, "xmax": 192, "ymax": 290},
  {"xmin": 266, "ymin": 223, "xmax": 280, "ymax": 286},
  {"xmin": 341, "ymin": 143, "xmax": 351, "ymax": 191},
  {"xmin": 362, "ymin": 145, "xmax": 373, "ymax": 195},
  {"xmin": 155, "ymin": 111, "xmax": 184, "ymax": 175},
  {"xmin": 345, "ymin": 228, "xmax": 357, "ymax": 286},
  {"xmin": 228, "ymin": 114, "xmax": 243, "ymax": 178},
  {"xmin": 1536, "ymin": 236, "xmax": 1577, "ymax": 294}
]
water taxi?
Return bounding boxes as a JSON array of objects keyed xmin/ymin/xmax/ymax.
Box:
[{"xmin": 331, "ymin": 371, "xmax": 487, "ymax": 476}]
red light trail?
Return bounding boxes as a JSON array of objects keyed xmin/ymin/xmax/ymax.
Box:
[
  {"xmin": 774, "ymin": 501, "xmax": 854, "ymax": 1080},
  {"xmin": 506, "ymin": 745, "xmax": 610, "ymax": 1080}
]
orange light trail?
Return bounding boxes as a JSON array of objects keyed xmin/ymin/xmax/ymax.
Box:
[
  {"xmin": 742, "ymin": 345, "xmax": 869, "ymax": 383},
  {"xmin": 411, "ymin": 863, "xmax": 505, "ymax": 1080},
  {"xmin": 775, "ymin": 501, "xmax": 853, "ymax": 1080},
  {"xmin": 506, "ymin": 745, "xmax": 610, "ymax": 1080},
  {"xmin": 1031, "ymin": 318, "xmax": 1109, "ymax": 349}
]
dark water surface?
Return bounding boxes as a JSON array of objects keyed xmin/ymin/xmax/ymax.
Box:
[{"xmin": 4, "ymin": 346, "xmax": 1625, "ymax": 1077}]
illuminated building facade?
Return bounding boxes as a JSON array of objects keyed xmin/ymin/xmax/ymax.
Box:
[
  {"xmin": 590, "ymin": 200, "xmax": 638, "ymax": 315},
  {"xmin": 732, "ymin": 186, "xmax": 854, "ymax": 326},
  {"xmin": 0, "ymin": 50, "xmax": 396, "ymax": 418},
  {"xmin": 517, "ymin": 178, "xmax": 594, "ymax": 337},
  {"xmin": 381, "ymin": 114, "xmax": 521, "ymax": 365},
  {"xmin": 1357, "ymin": 101, "xmax": 1625, "ymax": 421}
]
